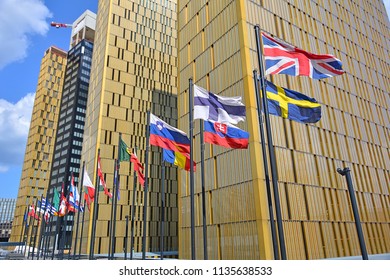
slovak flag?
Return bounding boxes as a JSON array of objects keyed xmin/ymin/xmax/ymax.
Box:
[
  {"xmin": 262, "ymin": 32, "xmax": 345, "ymax": 79},
  {"xmin": 204, "ymin": 120, "xmax": 249, "ymax": 149}
]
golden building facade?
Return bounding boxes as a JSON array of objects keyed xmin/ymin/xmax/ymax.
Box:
[
  {"xmin": 10, "ymin": 46, "xmax": 67, "ymax": 243},
  {"xmin": 79, "ymin": 0, "xmax": 179, "ymax": 255},
  {"xmin": 177, "ymin": 0, "xmax": 389, "ymax": 259}
]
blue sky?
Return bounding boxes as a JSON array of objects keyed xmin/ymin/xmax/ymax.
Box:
[
  {"xmin": 0, "ymin": 0, "xmax": 97, "ymax": 198},
  {"xmin": 0, "ymin": 1, "xmax": 389, "ymax": 199}
]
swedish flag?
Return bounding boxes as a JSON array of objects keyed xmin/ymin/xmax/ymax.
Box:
[{"xmin": 266, "ymin": 80, "xmax": 321, "ymax": 123}]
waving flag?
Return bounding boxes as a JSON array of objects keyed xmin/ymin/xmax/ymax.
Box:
[
  {"xmin": 163, "ymin": 149, "xmax": 196, "ymax": 171},
  {"xmin": 204, "ymin": 120, "xmax": 249, "ymax": 149},
  {"xmin": 262, "ymin": 32, "xmax": 345, "ymax": 79},
  {"xmin": 266, "ymin": 80, "xmax": 321, "ymax": 123},
  {"xmin": 150, "ymin": 113, "xmax": 190, "ymax": 154},
  {"xmin": 28, "ymin": 205, "xmax": 40, "ymax": 220},
  {"xmin": 68, "ymin": 174, "xmax": 81, "ymax": 212},
  {"xmin": 58, "ymin": 183, "xmax": 68, "ymax": 217},
  {"xmin": 130, "ymin": 151, "xmax": 145, "ymax": 187},
  {"xmin": 97, "ymin": 155, "xmax": 112, "ymax": 198},
  {"xmin": 194, "ymin": 84, "xmax": 246, "ymax": 124},
  {"xmin": 83, "ymin": 169, "xmax": 95, "ymax": 211}
]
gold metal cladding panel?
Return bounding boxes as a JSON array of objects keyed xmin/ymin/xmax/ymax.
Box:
[
  {"xmin": 81, "ymin": 0, "xmax": 179, "ymax": 255},
  {"xmin": 10, "ymin": 47, "xmax": 67, "ymax": 243}
]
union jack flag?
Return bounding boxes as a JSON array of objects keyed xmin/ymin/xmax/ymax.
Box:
[{"xmin": 261, "ymin": 32, "xmax": 345, "ymax": 79}]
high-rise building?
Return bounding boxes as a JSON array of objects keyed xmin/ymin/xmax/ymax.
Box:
[
  {"xmin": 9, "ymin": 47, "xmax": 67, "ymax": 244},
  {"xmin": 0, "ymin": 198, "xmax": 16, "ymax": 242},
  {"xmin": 44, "ymin": 10, "xmax": 96, "ymax": 253},
  {"xmin": 177, "ymin": 0, "xmax": 389, "ymax": 259},
  {"xmin": 78, "ymin": 0, "xmax": 179, "ymax": 256}
]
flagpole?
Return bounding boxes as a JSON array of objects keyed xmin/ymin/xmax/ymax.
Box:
[
  {"xmin": 43, "ymin": 215, "xmax": 53, "ymax": 259},
  {"xmin": 51, "ymin": 183, "xmax": 63, "ymax": 260},
  {"xmin": 160, "ymin": 159, "xmax": 165, "ymax": 260},
  {"xmin": 73, "ymin": 162, "xmax": 85, "ymax": 259},
  {"xmin": 108, "ymin": 159, "xmax": 115, "ymax": 259},
  {"xmin": 253, "ymin": 70, "xmax": 279, "ymax": 259},
  {"xmin": 189, "ymin": 78, "xmax": 196, "ymax": 260},
  {"xmin": 142, "ymin": 111, "xmax": 151, "ymax": 260},
  {"xmin": 199, "ymin": 120, "xmax": 208, "ymax": 259},
  {"xmin": 25, "ymin": 201, "xmax": 36, "ymax": 258},
  {"xmin": 111, "ymin": 158, "xmax": 119, "ymax": 259},
  {"xmin": 78, "ymin": 198, "xmax": 86, "ymax": 258},
  {"xmin": 31, "ymin": 196, "xmax": 41, "ymax": 259},
  {"xmin": 19, "ymin": 208, "xmax": 27, "ymax": 254},
  {"xmin": 89, "ymin": 148, "xmax": 101, "ymax": 259},
  {"xmin": 124, "ymin": 215, "xmax": 129, "ymax": 260},
  {"xmin": 111, "ymin": 132, "xmax": 122, "ymax": 259},
  {"xmin": 254, "ymin": 25, "xmax": 287, "ymax": 260},
  {"xmin": 36, "ymin": 194, "xmax": 47, "ymax": 260},
  {"xmin": 59, "ymin": 180, "xmax": 70, "ymax": 260},
  {"xmin": 67, "ymin": 173, "xmax": 77, "ymax": 260},
  {"xmin": 27, "ymin": 202, "xmax": 35, "ymax": 259},
  {"xmin": 51, "ymin": 186, "xmax": 61, "ymax": 260},
  {"xmin": 130, "ymin": 147, "xmax": 138, "ymax": 260}
]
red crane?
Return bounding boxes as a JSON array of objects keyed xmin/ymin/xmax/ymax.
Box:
[{"xmin": 50, "ymin": 22, "xmax": 72, "ymax": 28}]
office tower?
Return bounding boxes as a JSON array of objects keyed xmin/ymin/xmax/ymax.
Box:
[
  {"xmin": 0, "ymin": 198, "xmax": 16, "ymax": 242},
  {"xmin": 44, "ymin": 10, "xmax": 96, "ymax": 254},
  {"xmin": 9, "ymin": 47, "xmax": 67, "ymax": 243},
  {"xmin": 177, "ymin": 0, "xmax": 389, "ymax": 259},
  {"xmin": 79, "ymin": 0, "xmax": 178, "ymax": 256}
]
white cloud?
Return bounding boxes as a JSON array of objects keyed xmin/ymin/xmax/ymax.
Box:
[
  {"xmin": 0, "ymin": 0, "xmax": 52, "ymax": 69},
  {"xmin": 0, "ymin": 93, "xmax": 35, "ymax": 172}
]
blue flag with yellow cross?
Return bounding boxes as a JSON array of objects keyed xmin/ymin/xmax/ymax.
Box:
[{"xmin": 265, "ymin": 80, "xmax": 321, "ymax": 123}]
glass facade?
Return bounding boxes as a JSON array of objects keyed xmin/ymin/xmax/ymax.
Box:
[
  {"xmin": 0, "ymin": 198, "xmax": 16, "ymax": 241},
  {"xmin": 44, "ymin": 40, "xmax": 94, "ymax": 252}
]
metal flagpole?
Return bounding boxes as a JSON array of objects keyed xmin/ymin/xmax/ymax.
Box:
[
  {"xmin": 111, "ymin": 133, "xmax": 123, "ymax": 259},
  {"xmin": 189, "ymin": 78, "xmax": 196, "ymax": 260},
  {"xmin": 51, "ymin": 186, "xmax": 62, "ymax": 260},
  {"xmin": 78, "ymin": 198, "xmax": 86, "ymax": 258},
  {"xmin": 199, "ymin": 121, "xmax": 208, "ymax": 259},
  {"xmin": 67, "ymin": 173, "xmax": 78, "ymax": 260},
  {"xmin": 37, "ymin": 194, "xmax": 47, "ymax": 260},
  {"xmin": 130, "ymin": 147, "xmax": 138, "ymax": 260},
  {"xmin": 142, "ymin": 111, "xmax": 151, "ymax": 260},
  {"xmin": 73, "ymin": 162, "xmax": 85, "ymax": 259},
  {"xmin": 89, "ymin": 148, "xmax": 101, "ymax": 259},
  {"xmin": 25, "ymin": 202, "xmax": 35, "ymax": 258},
  {"xmin": 337, "ymin": 167, "xmax": 368, "ymax": 260},
  {"xmin": 160, "ymin": 160, "xmax": 165, "ymax": 260},
  {"xmin": 31, "ymin": 197, "xmax": 41, "ymax": 259},
  {"xmin": 254, "ymin": 25, "xmax": 287, "ymax": 259},
  {"xmin": 108, "ymin": 159, "xmax": 116, "ymax": 259},
  {"xmin": 253, "ymin": 69, "xmax": 279, "ymax": 259},
  {"xmin": 124, "ymin": 215, "xmax": 129, "ymax": 260},
  {"xmin": 111, "ymin": 158, "xmax": 120, "ymax": 259},
  {"xmin": 19, "ymin": 208, "xmax": 27, "ymax": 254}
]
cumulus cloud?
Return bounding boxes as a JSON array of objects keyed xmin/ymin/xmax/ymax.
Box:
[
  {"xmin": 0, "ymin": 0, "xmax": 52, "ymax": 69},
  {"xmin": 0, "ymin": 93, "xmax": 35, "ymax": 172}
]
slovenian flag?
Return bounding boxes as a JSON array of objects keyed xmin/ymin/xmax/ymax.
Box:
[
  {"xmin": 150, "ymin": 113, "xmax": 190, "ymax": 154},
  {"xmin": 204, "ymin": 120, "xmax": 249, "ymax": 149}
]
